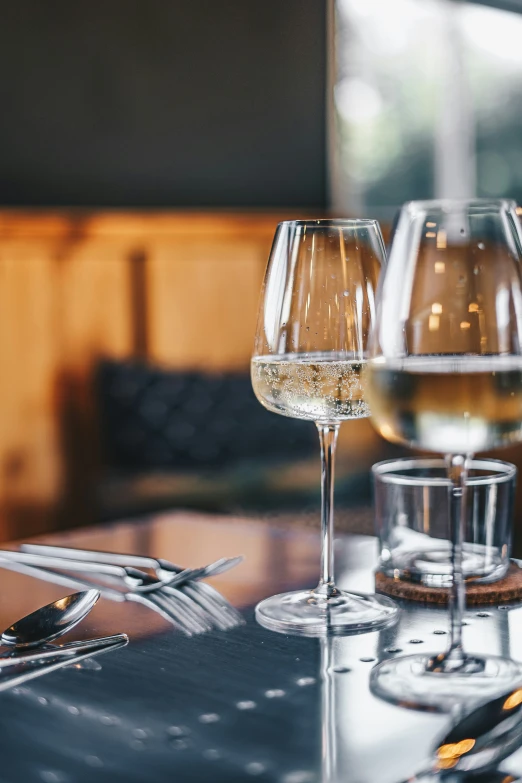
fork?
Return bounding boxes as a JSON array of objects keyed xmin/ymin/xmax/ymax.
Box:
[
  {"xmin": 22, "ymin": 544, "xmax": 245, "ymax": 627},
  {"xmin": 0, "ymin": 557, "xmax": 203, "ymax": 636},
  {"xmin": 7, "ymin": 549, "xmax": 230, "ymax": 632}
]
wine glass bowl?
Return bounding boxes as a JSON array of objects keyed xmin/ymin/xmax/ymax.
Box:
[
  {"xmin": 251, "ymin": 219, "xmax": 398, "ymax": 636},
  {"xmin": 367, "ymin": 199, "xmax": 522, "ymax": 710}
]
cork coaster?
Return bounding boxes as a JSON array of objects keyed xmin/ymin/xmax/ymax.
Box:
[{"xmin": 375, "ymin": 561, "xmax": 522, "ymax": 605}]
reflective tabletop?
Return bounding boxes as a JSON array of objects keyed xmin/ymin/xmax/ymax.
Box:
[{"xmin": 2, "ymin": 510, "xmax": 522, "ymax": 783}]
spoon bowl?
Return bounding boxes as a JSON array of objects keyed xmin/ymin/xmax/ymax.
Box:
[
  {"xmin": 2, "ymin": 589, "xmax": 100, "ymax": 649},
  {"xmin": 400, "ymin": 683, "xmax": 522, "ymax": 782},
  {"xmin": 432, "ymin": 683, "xmax": 522, "ymax": 775}
]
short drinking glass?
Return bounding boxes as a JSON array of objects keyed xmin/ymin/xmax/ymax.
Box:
[{"xmin": 373, "ymin": 457, "xmax": 516, "ymax": 586}]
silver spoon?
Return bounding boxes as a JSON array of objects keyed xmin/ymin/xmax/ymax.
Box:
[
  {"xmin": 1, "ymin": 589, "xmax": 100, "ymax": 649},
  {"xmin": 401, "ymin": 683, "xmax": 522, "ymax": 781}
]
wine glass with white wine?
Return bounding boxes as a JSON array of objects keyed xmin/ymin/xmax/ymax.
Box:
[
  {"xmin": 367, "ymin": 199, "xmax": 522, "ymax": 710},
  {"xmin": 251, "ymin": 219, "xmax": 398, "ymax": 635}
]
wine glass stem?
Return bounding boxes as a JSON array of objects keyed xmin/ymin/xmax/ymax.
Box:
[
  {"xmin": 317, "ymin": 423, "xmax": 340, "ymax": 597},
  {"xmin": 445, "ymin": 453, "xmax": 470, "ymax": 663}
]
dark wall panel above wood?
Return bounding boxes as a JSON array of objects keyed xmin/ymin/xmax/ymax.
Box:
[{"xmin": 0, "ymin": 1, "xmax": 326, "ymax": 208}]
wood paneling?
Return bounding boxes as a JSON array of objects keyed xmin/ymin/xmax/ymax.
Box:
[
  {"xmin": 0, "ymin": 211, "xmax": 291, "ymax": 539},
  {"xmin": 147, "ymin": 239, "xmax": 267, "ymax": 370},
  {"xmin": 0, "ymin": 245, "xmax": 60, "ymax": 509}
]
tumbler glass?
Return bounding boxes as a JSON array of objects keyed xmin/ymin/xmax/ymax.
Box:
[{"xmin": 373, "ymin": 457, "xmax": 516, "ymax": 587}]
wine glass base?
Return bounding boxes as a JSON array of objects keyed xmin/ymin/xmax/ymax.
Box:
[
  {"xmin": 255, "ymin": 588, "xmax": 398, "ymax": 637},
  {"xmin": 370, "ymin": 653, "xmax": 522, "ymax": 713}
]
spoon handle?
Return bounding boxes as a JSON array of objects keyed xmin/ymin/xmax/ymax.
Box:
[
  {"xmin": 0, "ymin": 557, "xmax": 126, "ymax": 601},
  {"xmin": 0, "ymin": 634, "xmax": 128, "ymax": 668},
  {"xmin": 22, "ymin": 544, "xmax": 176, "ymax": 570},
  {"xmin": 0, "ymin": 550, "xmax": 127, "ymax": 578},
  {"xmin": 0, "ymin": 636, "xmax": 128, "ymax": 692}
]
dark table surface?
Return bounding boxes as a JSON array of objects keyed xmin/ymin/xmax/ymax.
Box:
[{"xmin": 1, "ymin": 510, "xmax": 522, "ymax": 783}]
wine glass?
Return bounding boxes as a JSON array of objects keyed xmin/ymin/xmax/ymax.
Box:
[
  {"xmin": 367, "ymin": 199, "xmax": 522, "ymax": 710},
  {"xmin": 251, "ymin": 219, "xmax": 398, "ymax": 635}
]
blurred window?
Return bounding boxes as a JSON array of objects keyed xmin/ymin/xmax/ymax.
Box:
[{"xmin": 331, "ymin": 0, "xmax": 522, "ymax": 218}]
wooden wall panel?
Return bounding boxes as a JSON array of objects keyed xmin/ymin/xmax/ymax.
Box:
[
  {"xmin": 57, "ymin": 242, "xmax": 135, "ymax": 371},
  {"xmin": 146, "ymin": 238, "xmax": 268, "ymax": 370},
  {"xmin": 0, "ymin": 211, "xmax": 294, "ymax": 539},
  {"xmin": 0, "ymin": 245, "xmax": 61, "ymax": 537}
]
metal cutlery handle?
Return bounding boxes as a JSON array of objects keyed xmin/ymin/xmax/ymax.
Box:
[
  {"xmin": 0, "ymin": 634, "xmax": 128, "ymax": 668},
  {"xmin": 22, "ymin": 545, "xmax": 243, "ymax": 585},
  {"xmin": 0, "ymin": 557, "xmax": 126, "ymax": 601},
  {"xmin": 0, "ymin": 550, "xmax": 129, "ymax": 579},
  {"xmin": 22, "ymin": 544, "xmax": 176, "ymax": 572},
  {"xmin": 0, "ymin": 636, "xmax": 128, "ymax": 693}
]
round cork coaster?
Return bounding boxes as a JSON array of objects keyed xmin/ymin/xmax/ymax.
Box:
[{"xmin": 375, "ymin": 561, "xmax": 522, "ymax": 605}]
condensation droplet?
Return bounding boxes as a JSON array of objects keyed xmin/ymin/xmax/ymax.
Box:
[
  {"xmin": 100, "ymin": 715, "xmax": 119, "ymax": 726},
  {"xmin": 203, "ymin": 748, "xmax": 221, "ymax": 761},
  {"xmin": 40, "ymin": 772, "xmax": 66, "ymax": 783},
  {"xmin": 385, "ymin": 648, "xmax": 402, "ymax": 654},
  {"xmin": 296, "ymin": 677, "xmax": 316, "ymax": 687},
  {"xmin": 359, "ymin": 657, "xmax": 375, "ymax": 662},
  {"xmin": 85, "ymin": 756, "xmax": 103, "ymax": 768},
  {"xmin": 477, "ymin": 611, "xmax": 491, "ymax": 618},
  {"xmin": 199, "ymin": 713, "xmax": 220, "ymax": 723},
  {"xmin": 171, "ymin": 738, "xmax": 189, "ymax": 750},
  {"xmin": 332, "ymin": 666, "xmax": 351, "ymax": 674},
  {"xmin": 79, "ymin": 659, "xmax": 102, "ymax": 672},
  {"xmin": 67, "ymin": 706, "xmax": 80, "ymax": 716},
  {"xmin": 409, "ymin": 639, "xmax": 423, "ymax": 644},
  {"xmin": 38, "ymin": 696, "xmax": 49, "ymax": 706},
  {"xmin": 265, "ymin": 689, "xmax": 285, "ymax": 698},
  {"xmin": 133, "ymin": 728, "xmax": 148, "ymax": 739},
  {"xmin": 130, "ymin": 739, "xmax": 145, "ymax": 751},
  {"xmin": 167, "ymin": 725, "xmax": 190, "ymax": 737},
  {"xmin": 236, "ymin": 700, "xmax": 257, "ymax": 710},
  {"xmin": 282, "ymin": 771, "xmax": 316, "ymax": 783},
  {"xmin": 245, "ymin": 761, "xmax": 266, "ymax": 775},
  {"xmin": 478, "ymin": 242, "xmax": 485, "ymax": 250}
]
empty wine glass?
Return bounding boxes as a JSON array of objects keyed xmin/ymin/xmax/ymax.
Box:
[
  {"xmin": 251, "ymin": 219, "xmax": 398, "ymax": 635},
  {"xmin": 367, "ymin": 199, "xmax": 522, "ymax": 710}
]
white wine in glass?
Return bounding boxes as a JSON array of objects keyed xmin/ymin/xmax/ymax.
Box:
[
  {"xmin": 251, "ymin": 353, "xmax": 369, "ymax": 421},
  {"xmin": 251, "ymin": 219, "xmax": 398, "ymax": 636},
  {"xmin": 367, "ymin": 199, "xmax": 522, "ymax": 711}
]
